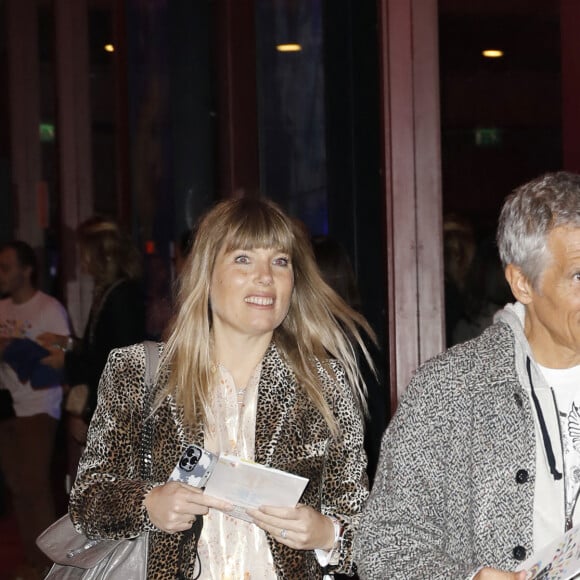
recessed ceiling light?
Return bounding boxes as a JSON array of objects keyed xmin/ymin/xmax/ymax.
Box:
[
  {"xmin": 276, "ymin": 44, "xmax": 302, "ymax": 52},
  {"xmin": 482, "ymin": 49, "xmax": 503, "ymax": 58}
]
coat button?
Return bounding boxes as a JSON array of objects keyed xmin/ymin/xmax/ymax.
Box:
[
  {"xmin": 516, "ymin": 469, "xmax": 529, "ymax": 484},
  {"xmin": 513, "ymin": 545, "xmax": 527, "ymax": 560},
  {"xmin": 514, "ymin": 393, "xmax": 523, "ymax": 407}
]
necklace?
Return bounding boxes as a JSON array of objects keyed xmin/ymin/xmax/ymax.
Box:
[{"xmin": 212, "ymin": 361, "xmax": 247, "ymax": 405}]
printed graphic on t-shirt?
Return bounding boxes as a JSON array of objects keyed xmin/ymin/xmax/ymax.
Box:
[
  {"xmin": 569, "ymin": 403, "xmax": 580, "ymax": 453},
  {"xmin": 539, "ymin": 362, "xmax": 580, "ymax": 522},
  {"xmin": 0, "ymin": 318, "xmax": 32, "ymax": 339},
  {"xmin": 560, "ymin": 403, "xmax": 580, "ymax": 515}
]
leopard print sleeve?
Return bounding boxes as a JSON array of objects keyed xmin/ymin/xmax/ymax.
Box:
[
  {"xmin": 317, "ymin": 358, "xmax": 369, "ymax": 575},
  {"xmin": 69, "ymin": 344, "xmax": 159, "ymax": 539}
]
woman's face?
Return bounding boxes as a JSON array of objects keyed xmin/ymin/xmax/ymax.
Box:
[
  {"xmin": 209, "ymin": 245, "xmax": 294, "ymax": 342},
  {"xmin": 79, "ymin": 245, "xmax": 92, "ymax": 275}
]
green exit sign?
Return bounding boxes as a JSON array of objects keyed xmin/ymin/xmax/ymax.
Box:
[
  {"xmin": 475, "ymin": 127, "xmax": 502, "ymax": 147},
  {"xmin": 39, "ymin": 122, "xmax": 55, "ymax": 143}
]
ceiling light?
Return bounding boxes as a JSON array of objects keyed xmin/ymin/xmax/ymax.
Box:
[
  {"xmin": 276, "ymin": 44, "xmax": 302, "ymax": 53},
  {"xmin": 482, "ymin": 49, "xmax": 503, "ymax": 58},
  {"xmin": 104, "ymin": 44, "xmax": 115, "ymax": 53}
]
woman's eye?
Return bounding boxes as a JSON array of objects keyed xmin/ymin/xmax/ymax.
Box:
[
  {"xmin": 234, "ymin": 255, "xmax": 250, "ymax": 264},
  {"xmin": 574, "ymin": 272, "xmax": 580, "ymax": 281},
  {"xmin": 273, "ymin": 256, "xmax": 289, "ymax": 267}
]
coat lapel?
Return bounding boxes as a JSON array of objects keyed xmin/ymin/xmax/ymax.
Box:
[{"xmin": 254, "ymin": 343, "xmax": 295, "ymax": 468}]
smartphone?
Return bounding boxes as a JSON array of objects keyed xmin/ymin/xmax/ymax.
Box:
[{"xmin": 167, "ymin": 444, "xmax": 218, "ymax": 488}]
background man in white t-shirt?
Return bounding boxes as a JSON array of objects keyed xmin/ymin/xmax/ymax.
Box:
[{"xmin": 0, "ymin": 241, "xmax": 70, "ymax": 579}]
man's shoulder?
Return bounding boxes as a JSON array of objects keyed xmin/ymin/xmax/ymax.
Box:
[
  {"xmin": 412, "ymin": 321, "xmax": 516, "ymax": 390},
  {"xmin": 32, "ymin": 291, "xmax": 68, "ymax": 318},
  {"xmin": 105, "ymin": 278, "xmax": 143, "ymax": 301},
  {"xmin": 392, "ymin": 322, "xmax": 518, "ymax": 424},
  {"xmin": 33, "ymin": 290, "xmax": 64, "ymax": 307},
  {"xmin": 430, "ymin": 320, "xmax": 511, "ymax": 364}
]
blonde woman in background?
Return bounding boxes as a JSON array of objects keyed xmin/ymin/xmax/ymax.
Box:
[{"xmin": 39, "ymin": 216, "xmax": 146, "ymax": 478}]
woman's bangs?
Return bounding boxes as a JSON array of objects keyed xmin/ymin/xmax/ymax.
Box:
[{"xmin": 222, "ymin": 212, "xmax": 294, "ymax": 254}]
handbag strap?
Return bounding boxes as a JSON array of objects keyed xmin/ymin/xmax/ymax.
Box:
[{"xmin": 141, "ymin": 340, "xmax": 159, "ymax": 480}]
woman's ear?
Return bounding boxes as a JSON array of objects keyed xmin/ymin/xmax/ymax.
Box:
[{"xmin": 504, "ymin": 264, "xmax": 534, "ymax": 304}]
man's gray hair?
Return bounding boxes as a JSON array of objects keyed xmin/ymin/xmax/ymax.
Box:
[{"xmin": 497, "ymin": 171, "xmax": 580, "ymax": 288}]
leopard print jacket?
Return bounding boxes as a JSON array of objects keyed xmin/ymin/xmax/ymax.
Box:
[{"xmin": 69, "ymin": 342, "xmax": 369, "ymax": 579}]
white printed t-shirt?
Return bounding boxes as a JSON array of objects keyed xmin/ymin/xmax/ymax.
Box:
[
  {"xmin": 539, "ymin": 363, "xmax": 580, "ymax": 522},
  {"xmin": 0, "ymin": 291, "xmax": 69, "ymax": 419}
]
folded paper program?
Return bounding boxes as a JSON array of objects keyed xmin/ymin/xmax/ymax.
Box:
[{"xmin": 2, "ymin": 338, "xmax": 63, "ymax": 388}]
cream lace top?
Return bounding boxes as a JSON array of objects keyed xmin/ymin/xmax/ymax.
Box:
[{"xmin": 197, "ymin": 362, "xmax": 277, "ymax": 579}]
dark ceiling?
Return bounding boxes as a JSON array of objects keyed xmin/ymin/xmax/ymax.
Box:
[{"xmin": 438, "ymin": 0, "xmax": 562, "ymax": 226}]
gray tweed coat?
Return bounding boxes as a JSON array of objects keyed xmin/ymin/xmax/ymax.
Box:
[{"xmin": 355, "ymin": 307, "xmax": 548, "ymax": 579}]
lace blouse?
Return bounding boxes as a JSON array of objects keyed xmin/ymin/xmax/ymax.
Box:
[{"xmin": 197, "ymin": 362, "xmax": 277, "ymax": 579}]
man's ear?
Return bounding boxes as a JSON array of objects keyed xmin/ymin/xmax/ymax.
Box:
[
  {"xmin": 504, "ymin": 264, "xmax": 534, "ymax": 304},
  {"xmin": 21, "ymin": 264, "xmax": 34, "ymax": 288}
]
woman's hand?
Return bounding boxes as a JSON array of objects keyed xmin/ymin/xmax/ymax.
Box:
[
  {"xmin": 247, "ymin": 503, "xmax": 335, "ymax": 550},
  {"xmin": 474, "ymin": 568, "xmax": 526, "ymax": 579},
  {"xmin": 67, "ymin": 414, "xmax": 89, "ymax": 445},
  {"xmin": 144, "ymin": 482, "xmax": 232, "ymax": 534}
]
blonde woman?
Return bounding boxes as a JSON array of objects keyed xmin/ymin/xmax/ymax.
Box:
[
  {"xmin": 69, "ymin": 198, "xmax": 373, "ymax": 578},
  {"xmin": 39, "ymin": 217, "xmax": 145, "ymax": 472}
]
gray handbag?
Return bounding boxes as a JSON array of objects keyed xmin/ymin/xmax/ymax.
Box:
[{"xmin": 37, "ymin": 341, "xmax": 159, "ymax": 579}]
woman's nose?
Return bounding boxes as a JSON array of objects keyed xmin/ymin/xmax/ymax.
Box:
[{"xmin": 255, "ymin": 261, "xmax": 273, "ymax": 285}]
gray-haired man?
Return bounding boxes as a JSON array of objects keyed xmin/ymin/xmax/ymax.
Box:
[{"xmin": 356, "ymin": 172, "xmax": 580, "ymax": 580}]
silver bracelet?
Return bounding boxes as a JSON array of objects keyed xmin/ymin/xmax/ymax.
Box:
[{"xmin": 65, "ymin": 336, "xmax": 74, "ymax": 351}]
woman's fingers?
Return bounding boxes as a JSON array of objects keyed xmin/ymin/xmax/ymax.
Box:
[
  {"xmin": 144, "ymin": 482, "xmax": 232, "ymax": 533},
  {"xmin": 247, "ymin": 504, "xmax": 334, "ymax": 550}
]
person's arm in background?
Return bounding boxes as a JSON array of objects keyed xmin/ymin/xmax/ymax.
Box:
[
  {"xmin": 65, "ymin": 280, "xmax": 146, "ymax": 417},
  {"xmin": 35, "ymin": 297, "xmax": 71, "ymax": 369}
]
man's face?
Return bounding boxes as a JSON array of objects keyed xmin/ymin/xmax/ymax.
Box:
[
  {"xmin": 524, "ymin": 226, "xmax": 580, "ymax": 368},
  {"xmin": 0, "ymin": 248, "xmax": 29, "ymax": 297}
]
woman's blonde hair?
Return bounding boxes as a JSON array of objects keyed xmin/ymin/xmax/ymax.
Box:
[
  {"xmin": 160, "ymin": 198, "xmax": 375, "ymax": 436},
  {"xmin": 77, "ymin": 216, "xmax": 142, "ymax": 289}
]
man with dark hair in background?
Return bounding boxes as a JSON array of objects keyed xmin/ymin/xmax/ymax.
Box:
[{"xmin": 0, "ymin": 241, "xmax": 70, "ymax": 580}]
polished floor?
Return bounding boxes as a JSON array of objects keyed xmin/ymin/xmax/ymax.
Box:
[
  {"xmin": 0, "ymin": 425, "xmax": 69, "ymax": 580},
  {"xmin": 0, "ymin": 485, "xmax": 69, "ymax": 580},
  {"xmin": 0, "ymin": 509, "xmax": 25, "ymax": 580}
]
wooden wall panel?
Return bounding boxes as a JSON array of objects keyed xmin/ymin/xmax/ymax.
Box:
[
  {"xmin": 378, "ymin": 0, "xmax": 444, "ymax": 411},
  {"xmin": 213, "ymin": 0, "xmax": 260, "ymax": 198},
  {"xmin": 55, "ymin": 0, "xmax": 93, "ymax": 333},
  {"xmin": 6, "ymin": 0, "xmax": 42, "ymax": 248},
  {"xmin": 561, "ymin": 0, "xmax": 580, "ymax": 173}
]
